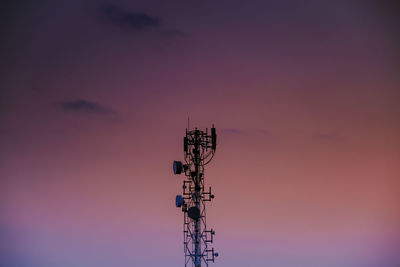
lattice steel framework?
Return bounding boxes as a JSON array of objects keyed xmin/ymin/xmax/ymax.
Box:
[{"xmin": 173, "ymin": 125, "xmax": 218, "ymax": 267}]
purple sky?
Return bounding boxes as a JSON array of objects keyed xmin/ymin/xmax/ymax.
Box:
[{"xmin": 1, "ymin": 1, "xmax": 400, "ymax": 266}]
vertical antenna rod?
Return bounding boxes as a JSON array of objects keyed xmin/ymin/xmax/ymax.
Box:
[{"xmin": 173, "ymin": 123, "xmax": 219, "ymax": 266}]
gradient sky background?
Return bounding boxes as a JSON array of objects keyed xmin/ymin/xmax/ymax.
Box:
[{"xmin": 1, "ymin": 1, "xmax": 400, "ymax": 266}]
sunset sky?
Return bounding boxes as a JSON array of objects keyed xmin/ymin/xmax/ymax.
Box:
[{"xmin": 1, "ymin": 1, "xmax": 399, "ymax": 266}]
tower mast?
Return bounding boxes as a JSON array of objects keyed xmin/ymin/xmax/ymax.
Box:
[{"xmin": 173, "ymin": 124, "xmax": 219, "ymax": 267}]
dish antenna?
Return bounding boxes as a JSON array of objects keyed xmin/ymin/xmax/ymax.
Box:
[{"xmin": 173, "ymin": 124, "xmax": 218, "ymax": 267}]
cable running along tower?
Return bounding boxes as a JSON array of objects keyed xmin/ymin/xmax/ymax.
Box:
[{"xmin": 173, "ymin": 124, "xmax": 218, "ymax": 267}]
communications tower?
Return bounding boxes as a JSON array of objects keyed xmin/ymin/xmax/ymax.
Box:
[{"xmin": 173, "ymin": 124, "xmax": 218, "ymax": 267}]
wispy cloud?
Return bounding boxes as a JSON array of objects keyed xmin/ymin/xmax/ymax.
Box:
[
  {"xmin": 100, "ymin": 3, "xmax": 160, "ymax": 30},
  {"xmin": 58, "ymin": 99, "xmax": 114, "ymax": 113},
  {"xmin": 160, "ymin": 29, "xmax": 186, "ymax": 38},
  {"xmin": 313, "ymin": 133, "xmax": 337, "ymax": 141},
  {"xmin": 99, "ymin": 3, "xmax": 185, "ymax": 36},
  {"xmin": 221, "ymin": 128, "xmax": 246, "ymax": 135}
]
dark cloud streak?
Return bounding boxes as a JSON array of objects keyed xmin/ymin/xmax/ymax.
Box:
[
  {"xmin": 58, "ymin": 100, "xmax": 114, "ymax": 113},
  {"xmin": 314, "ymin": 133, "xmax": 337, "ymax": 141},
  {"xmin": 100, "ymin": 3, "xmax": 160, "ymax": 30},
  {"xmin": 221, "ymin": 128, "xmax": 246, "ymax": 135}
]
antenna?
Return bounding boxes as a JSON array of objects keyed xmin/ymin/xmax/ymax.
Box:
[{"xmin": 173, "ymin": 123, "xmax": 218, "ymax": 267}]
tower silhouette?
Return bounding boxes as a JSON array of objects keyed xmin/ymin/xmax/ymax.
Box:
[{"xmin": 173, "ymin": 124, "xmax": 218, "ymax": 267}]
